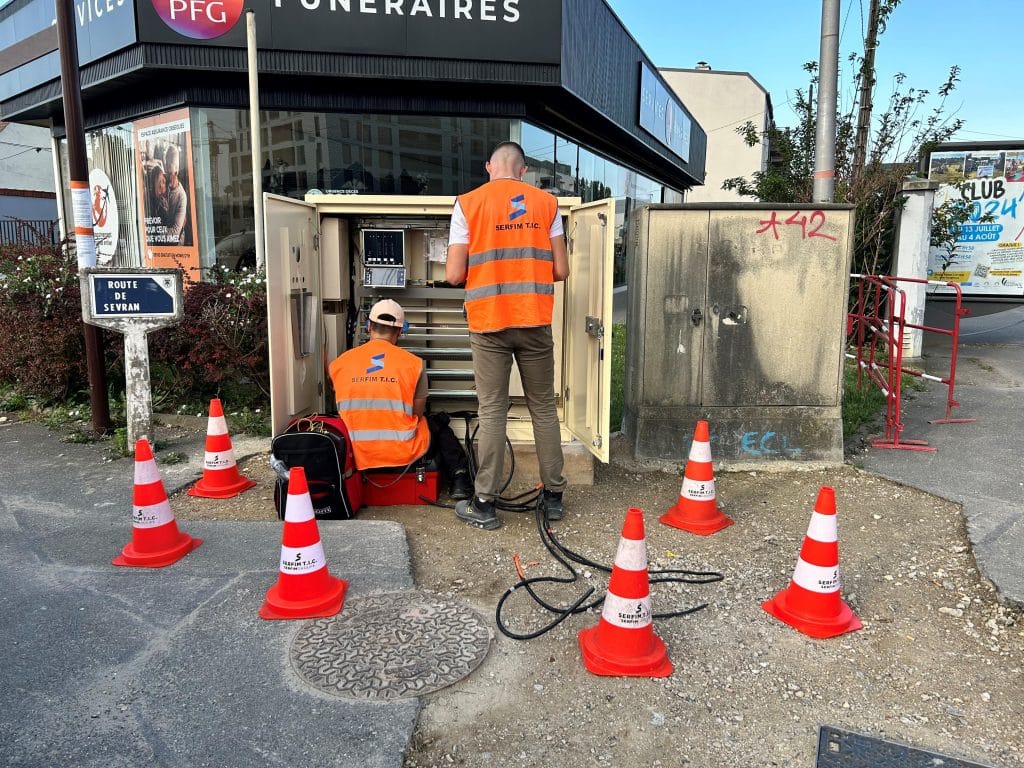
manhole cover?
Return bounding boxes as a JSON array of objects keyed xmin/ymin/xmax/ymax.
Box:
[{"xmin": 290, "ymin": 591, "xmax": 491, "ymax": 700}]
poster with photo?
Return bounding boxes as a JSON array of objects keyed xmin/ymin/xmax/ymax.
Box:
[
  {"xmin": 927, "ymin": 148, "xmax": 1024, "ymax": 297},
  {"xmin": 133, "ymin": 108, "xmax": 200, "ymax": 281}
]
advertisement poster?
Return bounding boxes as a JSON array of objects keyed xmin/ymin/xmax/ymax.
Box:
[
  {"xmin": 133, "ymin": 108, "xmax": 200, "ymax": 282},
  {"xmin": 89, "ymin": 167, "xmax": 118, "ymax": 265},
  {"xmin": 927, "ymin": 148, "xmax": 1024, "ymax": 297}
]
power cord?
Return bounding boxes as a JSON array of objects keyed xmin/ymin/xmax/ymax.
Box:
[{"xmin": 495, "ymin": 504, "xmax": 724, "ymax": 640}]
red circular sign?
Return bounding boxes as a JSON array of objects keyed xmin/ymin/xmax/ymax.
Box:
[{"xmin": 151, "ymin": 0, "xmax": 244, "ymax": 40}]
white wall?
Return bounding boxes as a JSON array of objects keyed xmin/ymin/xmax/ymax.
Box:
[
  {"xmin": 660, "ymin": 69, "xmax": 771, "ymax": 203},
  {"xmin": 0, "ymin": 123, "xmax": 55, "ymax": 193}
]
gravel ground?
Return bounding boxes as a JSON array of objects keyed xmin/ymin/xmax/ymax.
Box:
[{"xmin": 173, "ymin": 440, "xmax": 1024, "ymax": 768}]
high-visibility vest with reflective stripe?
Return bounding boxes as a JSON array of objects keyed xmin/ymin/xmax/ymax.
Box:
[
  {"xmin": 328, "ymin": 339, "xmax": 430, "ymax": 470},
  {"xmin": 459, "ymin": 179, "xmax": 558, "ymax": 333}
]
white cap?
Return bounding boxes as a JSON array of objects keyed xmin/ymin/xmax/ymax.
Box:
[{"xmin": 369, "ymin": 299, "xmax": 405, "ymax": 329}]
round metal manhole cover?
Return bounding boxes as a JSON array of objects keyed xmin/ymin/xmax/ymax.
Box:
[{"xmin": 289, "ymin": 591, "xmax": 491, "ymax": 700}]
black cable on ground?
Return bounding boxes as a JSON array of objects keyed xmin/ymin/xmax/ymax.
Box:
[{"xmin": 495, "ymin": 504, "xmax": 724, "ymax": 640}]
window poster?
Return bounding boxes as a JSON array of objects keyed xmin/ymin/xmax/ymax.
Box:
[
  {"xmin": 133, "ymin": 108, "xmax": 200, "ymax": 282},
  {"xmin": 927, "ymin": 148, "xmax": 1024, "ymax": 297}
]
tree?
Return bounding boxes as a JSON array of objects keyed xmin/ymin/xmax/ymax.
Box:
[{"xmin": 723, "ymin": 2, "xmax": 965, "ymax": 277}]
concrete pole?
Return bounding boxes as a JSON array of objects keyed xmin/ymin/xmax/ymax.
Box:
[
  {"xmin": 123, "ymin": 327, "xmax": 153, "ymax": 444},
  {"xmin": 813, "ymin": 0, "xmax": 840, "ymax": 203},
  {"xmin": 247, "ymin": 11, "xmax": 266, "ymax": 272},
  {"xmin": 893, "ymin": 177, "xmax": 940, "ymax": 359}
]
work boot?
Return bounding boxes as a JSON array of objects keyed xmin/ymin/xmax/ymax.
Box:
[
  {"xmin": 455, "ymin": 497, "xmax": 500, "ymax": 530},
  {"xmin": 449, "ymin": 470, "xmax": 473, "ymax": 501},
  {"xmin": 538, "ymin": 489, "xmax": 564, "ymax": 522}
]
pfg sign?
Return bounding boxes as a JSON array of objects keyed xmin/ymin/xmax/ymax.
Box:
[{"xmin": 151, "ymin": 0, "xmax": 244, "ymax": 38}]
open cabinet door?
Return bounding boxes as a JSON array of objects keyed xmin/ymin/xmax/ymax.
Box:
[
  {"xmin": 563, "ymin": 198, "xmax": 615, "ymax": 463},
  {"xmin": 265, "ymin": 194, "xmax": 322, "ymax": 436}
]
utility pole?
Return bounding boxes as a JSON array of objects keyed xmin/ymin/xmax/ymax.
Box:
[
  {"xmin": 55, "ymin": 0, "xmax": 111, "ymax": 435},
  {"xmin": 813, "ymin": 0, "xmax": 840, "ymax": 203},
  {"xmin": 852, "ymin": 0, "xmax": 881, "ymax": 184},
  {"xmin": 247, "ymin": 10, "xmax": 266, "ymax": 272}
]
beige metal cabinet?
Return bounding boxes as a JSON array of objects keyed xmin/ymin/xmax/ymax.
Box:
[{"xmin": 264, "ymin": 193, "xmax": 615, "ymax": 466}]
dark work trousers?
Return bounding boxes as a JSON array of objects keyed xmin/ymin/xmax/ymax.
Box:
[{"xmin": 424, "ymin": 412, "xmax": 469, "ymax": 480}]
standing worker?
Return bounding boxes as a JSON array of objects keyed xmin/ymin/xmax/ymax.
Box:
[
  {"xmin": 446, "ymin": 141, "xmax": 569, "ymax": 530},
  {"xmin": 329, "ymin": 299, "xmax": 473, "ymax": 500}
]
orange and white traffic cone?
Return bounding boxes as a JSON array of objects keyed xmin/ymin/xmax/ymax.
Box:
[
  {"xmin": 187, "ymin": 398, "xmax": 256, "ymax": 499},
  {"xmin": 113, "ymin": 438, "xmax": 202, "ymax": 568},
  {"xmin": 659, "ymin": 420, "xmax": 733, "ymax": 535},
  {"xmin": 260, "ymin": 466, "xmax": 347, "ymax": 620},
  {"xmin": 578, "ymin": 507, "xmax": 673, "ymax": 677},
  {"xmin": 762, "ymin": 486, "xmax": 862, "ymax": 639}
]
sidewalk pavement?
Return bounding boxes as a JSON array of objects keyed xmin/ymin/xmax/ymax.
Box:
[
  {"xmin": 0, "ymin": 422, "xmax": 416, "ymax": 768},
  {"xmin": 860, "ymin": 304, "xmax": 1024, "ymax": 606}
]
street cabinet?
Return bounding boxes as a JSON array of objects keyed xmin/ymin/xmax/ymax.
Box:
[
  {"xmin": 263, "ymin": 193, "xmax": 615, "ymax": 477},
  {"xmin": 624, "ymin": 204, "xmax": 855, "ymax": 465}
]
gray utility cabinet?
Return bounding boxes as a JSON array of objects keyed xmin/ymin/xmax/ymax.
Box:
[{"xmin": 624, "ymin": 204, "xmax": 855, "ymax": 465}]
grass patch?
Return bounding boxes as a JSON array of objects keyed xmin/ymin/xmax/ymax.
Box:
[
  {"xmin": 842, "ymin": 361, "xmax": 887, "ymax": 438},
  {"xmin": 610, "ymin": 323, "xmax": 625, "ymax": 432},
  {"xmin": 159, "ymin": 451, "xmax": 188, "ymax": 465},
  {"xmin": 227, "ymin": 406, "xmax": 271, "ymax": 437}
]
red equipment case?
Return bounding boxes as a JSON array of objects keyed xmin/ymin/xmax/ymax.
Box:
[{"xmin": 362, "ymin": 467, "xmax": 439, "ymax": 506}]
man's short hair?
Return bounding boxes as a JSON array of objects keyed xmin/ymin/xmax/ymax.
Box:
[
  {"xmin": 369, "ymin": 320, "xmax": 401, "ymax": 335},
  {"xmin": 490, "ymin": 141, "xmax": 526, "ymax": 166}
]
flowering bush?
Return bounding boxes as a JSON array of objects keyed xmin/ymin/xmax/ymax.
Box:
[
  {"xmin": 144, "ymin": 264, "xmax": 269, "ymax": 409},
  {"xmin": 0, "ymin": 243, "xmax": 88, "ymax": 403},
  {"xmin": 0, "ymin": 244, "xmax": 270, "ymax": 413}
]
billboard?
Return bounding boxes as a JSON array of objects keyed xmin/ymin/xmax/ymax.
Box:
[
  {"xmin": 133, "ymin": 108, "xmax": 201, "ymax": 283},
  {"xmin": 927, "ymin": 147, "xmax": 1024, "ymax": 297}
]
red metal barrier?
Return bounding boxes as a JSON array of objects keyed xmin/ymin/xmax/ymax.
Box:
[{"xmin": 847, "ymin": 274, "xmax": 975, "ymax": 453}]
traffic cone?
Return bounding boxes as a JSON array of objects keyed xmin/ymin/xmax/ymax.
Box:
[
  {"xmin": 260, "ymin": 466, "xmax": 347, "ymax": 620},
  {"xmin": 113, "ymin": 438, "xmax": 202, "ymax": 567},
  {"xmin": 578, "ymin": 507, "xmax": 673, "ymax": 677},
  {"xmin": 187, "ymin": 398, "xmax": 256, "ymax": 499},
  {"xmin": 659, "ymin": 420, "xmax": 733, "ymax": 535},
  {"xmin": 762, "ymin": 486, "xmax": 862, "ymax": 639}
]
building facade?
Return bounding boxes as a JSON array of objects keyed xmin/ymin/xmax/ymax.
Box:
[
  {"xmin": 0, "ymin": 0, "xmax": 706, "ymax": 277},
  {"xmin": 660, "ymin": 65, "xmax": 772, "ymax": 204}
]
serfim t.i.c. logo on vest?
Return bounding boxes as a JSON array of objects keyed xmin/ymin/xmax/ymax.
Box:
[
  {"xmin": 509, "ymin": 194, "xmax": 527, "ymax": 221},
  {"xmin": 366, "ymin": 353, "xmax": 385, "ymax": 374},
  {"xmin": 151, "ymin": 0, "xmax": 244, "ymax": 39}
]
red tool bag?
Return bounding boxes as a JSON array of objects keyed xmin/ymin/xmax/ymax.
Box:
[{"xmin": 271, "ymin": 415, "xmax": 364, "ymax": 520}]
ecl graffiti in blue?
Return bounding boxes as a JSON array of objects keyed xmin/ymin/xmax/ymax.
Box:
[{"xmin": 741, "ymin": 431, "xmax": 803, "ymax": 456}]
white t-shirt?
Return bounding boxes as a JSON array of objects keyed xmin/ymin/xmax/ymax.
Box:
[{"xmin": 448, "ymin": 200, "xmax": 565, "ymax": 246}]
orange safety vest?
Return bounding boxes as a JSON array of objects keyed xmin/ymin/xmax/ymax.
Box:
[
  {"xmin": 328, "ymin": 339, "xmax": 430, "ymax": 470},
  {"xmin": 458, "ymin": 179, "xmax": 558, "ymax": 333}
]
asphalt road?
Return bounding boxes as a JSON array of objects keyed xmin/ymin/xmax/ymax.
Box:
[{"xmin": 0, "ymin": 426, "xmax": 417, "ymax": 768}]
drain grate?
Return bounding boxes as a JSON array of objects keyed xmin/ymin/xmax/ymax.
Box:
[
  {"xmin": 290, "ymin": 591, "xmax": 491, "ymax": 700},
  {"xmin": 817, "ymin": 726, "xmax": 997, "ymax": 768}
]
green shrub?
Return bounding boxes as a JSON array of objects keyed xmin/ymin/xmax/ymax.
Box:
[
  {"xmin": 610, "ymin": 323, "xmax": 626, "ymax": 432},
  {"xmin": 0, "ymin": 243, "xmax": 89, "ymax": 404},
  {"xmin": 0, "ymin": 246, "xmax": 270, "ymax": 417}
]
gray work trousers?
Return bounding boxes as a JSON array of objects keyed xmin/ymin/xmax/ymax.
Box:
[{"xmin": 469, "ymin": 325, "xmax": 567, "ymax": 500}]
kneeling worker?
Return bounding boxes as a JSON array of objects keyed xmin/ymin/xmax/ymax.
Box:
[{"xmin": 328, "ymin": 299, "xmax": 473, "ymax": 500}]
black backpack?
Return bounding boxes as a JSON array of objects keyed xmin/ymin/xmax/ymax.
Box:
[{"xmin": 270, "ymin": 416, "xmax": 364, "ymax": 521}]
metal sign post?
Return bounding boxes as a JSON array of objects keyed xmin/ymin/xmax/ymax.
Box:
[{"xmin": 80, "ymin": 268, "xmax": 183, "ymax": 445}]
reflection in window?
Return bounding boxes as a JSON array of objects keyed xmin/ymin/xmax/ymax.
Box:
[{"xmin": 192, "ymin": 108, "xmax": 511, "ymax": 269}]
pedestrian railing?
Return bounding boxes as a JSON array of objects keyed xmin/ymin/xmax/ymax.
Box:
[
  {"xmin": 0, "ymin": 218, "xmax": 60, "ymax": 246},
  {"xmin": 847, "ymin": 274, "xmax": 974, "ymax": 452}
]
